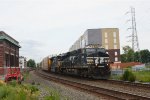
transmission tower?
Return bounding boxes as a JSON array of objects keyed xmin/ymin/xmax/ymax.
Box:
[{"xmin": 127, "ymin": 7, "xmax": 141, "ymax": 62}]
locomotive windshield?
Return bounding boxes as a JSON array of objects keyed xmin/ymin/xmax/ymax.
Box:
[
  {"xmin": 97, "ymin": 48, "xmax": 106, "ymax": 53},
  {"xmin": 85, "ymin": 48, "xmax": 96, "ymax": 54},
  {"xmin": 85, "ymin": 48, "xmax": 106, "ymax": 55}
]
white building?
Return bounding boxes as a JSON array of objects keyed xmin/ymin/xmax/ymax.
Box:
[{"xmin": 19, "ymin": 56, "xmax": 27, "ymax": 69}]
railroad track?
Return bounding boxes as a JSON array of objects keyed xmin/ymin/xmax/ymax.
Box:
[
  {"xmin": 98, "ymin": 79, "xmax": 150, "ymax": 90},
  {"xmin": 35, "ymin": 70, "xmax": 150, "ymax": 100}
]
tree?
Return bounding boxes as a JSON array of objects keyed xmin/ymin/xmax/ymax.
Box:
[
  {"xmin": 121, "ymin": 46, "xmax": 150, "ymax": 63},
  {"xmin": 121, "ymin": 54, "xmax": 127, "ymax": 62},
  {"xmin": 127, "ymin": 49, "xmax": 134, "ymax": 62},
  {"xmin": 140, "ymin": 49, "xmax": 150, "ymax": 63},
  {"xmin": 134, "ymin": 51, "xmax": 140, "ymax": 62},
  {"xmin": 27, "ymin": 59, "xmax": 36, "ymax": 68},
  {"xmin": 121, "ymin": 46, "xmax": 134, "ymax": 62},
  {"xmin": 123, "ymin": 46, "xmax": 132, "ymax": 54}
]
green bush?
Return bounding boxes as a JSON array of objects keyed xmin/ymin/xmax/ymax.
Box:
[
  {"xmin": 121, "ymin": 70, "xmax": 136, "ymax": 82},
  {"xmin": 128, "ymin": 72, "xmax": 136, "ymax": 82},
  {"xmin": 0, "ymin": 86, "xmax": 9, "ymax": 99},
  {"xmin": 0, "ymin": 83, "xmax": 39, "ymax": 100},
  {"xmin": 122, "ymin": 70, "xmax": 130, "ymax": 81}
]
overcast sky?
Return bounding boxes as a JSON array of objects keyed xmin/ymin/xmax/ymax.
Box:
[{"xmin": 0, "ymin": 0, "xmax": 150, "ymax": 62}]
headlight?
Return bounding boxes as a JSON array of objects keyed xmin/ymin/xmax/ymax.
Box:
[{"xmin": 87, "ymin": 58, "xmax": 93, "ymax": 64}]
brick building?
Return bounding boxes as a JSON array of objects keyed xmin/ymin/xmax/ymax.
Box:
[{"xmin": 0, "ymin": 31, "xmax": 20, "ymax": 69}]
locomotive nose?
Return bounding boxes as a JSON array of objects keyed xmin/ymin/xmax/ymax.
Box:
[
  {"xmin": 86, "ymin": 57, "xmax": 94, "ymax": 65},
  {"xmin": 95, "ymin": 57, "xmax": 100, "ymax": 66}
]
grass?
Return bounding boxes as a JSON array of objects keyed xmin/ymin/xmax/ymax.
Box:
[
  {"xmin": 146, "ymin": 66, "xmax": 150, "ymax": 68},
  {"xmin": 133, "ymin": 71, "xmax": 150, "ymax": 82},
  {"xmin": 110, "ymin": 74, "xmax": 122, "ymax": 80},
  {"xmin": 111, "ymin": 70, "xmax": 150, "ymax": 82}
]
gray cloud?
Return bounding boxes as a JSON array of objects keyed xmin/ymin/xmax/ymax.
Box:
[
  {"xmin": 20, "ymin": 40, "xmax": 46, "ymax": 62},
  {"xmin": 0, "ymin": 0, "xmax": 150, "ymax": 62}
]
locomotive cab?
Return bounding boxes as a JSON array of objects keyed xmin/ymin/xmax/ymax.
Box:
[{"xmin": 84, "ymin": 47, "xmax": 111, "ymax": 79}]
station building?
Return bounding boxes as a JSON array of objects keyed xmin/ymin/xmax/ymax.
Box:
[
  {"xmin": 69, "ymin": 28, "xmax": 120, "ymax": 63},
  {"xmin": 0, "ymin": 31, "xmax": 20, "ymax": 74}
]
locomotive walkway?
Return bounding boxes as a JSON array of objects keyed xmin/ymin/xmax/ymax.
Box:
[{"xmin": 35, "ymin": 70, "xmax": 150, "ymax": 100}]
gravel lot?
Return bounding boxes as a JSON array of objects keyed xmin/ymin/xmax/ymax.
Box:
[{"xmin": 24, "ymin": 71, "xmax": 105, "ymax": 100}]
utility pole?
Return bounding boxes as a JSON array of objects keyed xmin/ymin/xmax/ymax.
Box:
[{"xmin": 127, "ymin": 7, "xmax": 141, "ymax": 62}]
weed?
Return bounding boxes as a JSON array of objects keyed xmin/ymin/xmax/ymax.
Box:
[
  {"xmin": 0, "ymin": 82, "xmax": 39, "ymax": 100},
  {"xmin": 44, "ymin": 95, "xmax": 56, "ymax": 100},
  {"xmin": 37, "ymin": 83, "xmax": 40, "ymax": 85},
  {"xmin": 30, "ymin": 85, "xmax": 39, "ymax": 94},
  {"xmin": 31, "ymin": 81, "xmax": 35, "ymax": 85}
]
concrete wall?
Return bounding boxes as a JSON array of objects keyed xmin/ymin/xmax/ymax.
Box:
[{"xmin": 86, "ymin": 29, "xmax": 102, "ymax": 46}]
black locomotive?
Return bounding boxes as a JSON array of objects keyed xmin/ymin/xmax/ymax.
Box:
[{"xmin": 48, "ymin": 47, "xmax": 111, "ymax": 79}]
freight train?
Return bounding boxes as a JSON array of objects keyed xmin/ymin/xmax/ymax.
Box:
[{"xmin": 41, "ymin": 47, "xmax": 111, "ymax": 79}]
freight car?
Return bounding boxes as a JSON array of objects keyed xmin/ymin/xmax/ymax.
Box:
[
  {"xmin": 40, "ymin": 56, "xmax": 51, "ymax": 71},
  {"xmin": 41, "ymin": 47, "xmax": 111, "ymax": 79}
]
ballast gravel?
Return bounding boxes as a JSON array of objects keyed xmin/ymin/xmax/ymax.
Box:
[{"xmin": 24, "ymin": 71, "xmax": 106, "ymax": 100}]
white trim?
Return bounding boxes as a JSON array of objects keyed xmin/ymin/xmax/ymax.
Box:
[
  {"xmin": 105, "ymin": 39, "xmax": 108, "ymax": 43},
  {"xmin": 113, "ymin": 32, "xmax": 117, "ymax": 37},
  {"xmin": 114, "ymin": 38, "xmax": 117, "ymax": 43},
  {"xmin": 105, "ymin": 32, "xmax": 108, "ymax": 38},
  {"xmin": 114, "ymin": 61, "xmax": 121, "ymax": 63},
  {"xmin": 5, "ymin": 52, "xmax": 9, "ymax": 54},
  {"xmin": 115, "ymin": 57, "xmax": 118, "ymax": 61},
  {"xmin": 10, "ymin": 53, "xmax": 14, "ymax": 55},
  {"xmin": 115, "ymin": 52, "xmax": 118, "ymax": 56},
  {"xmin": 105, "ymin": 45, "xmax": 108, "ymax": 49}
]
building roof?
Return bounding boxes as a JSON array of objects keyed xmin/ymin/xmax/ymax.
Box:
[
  {"xmin": 110, "ymin": 62, "xmax": 143, "ymax": 69},
  {"xmin": 0, "ymin": 31, "xmax": 21, "ymax": 48},
  {"xmin": 86, "ymin": 28, "xmax": 119, "ymax": 30}
]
